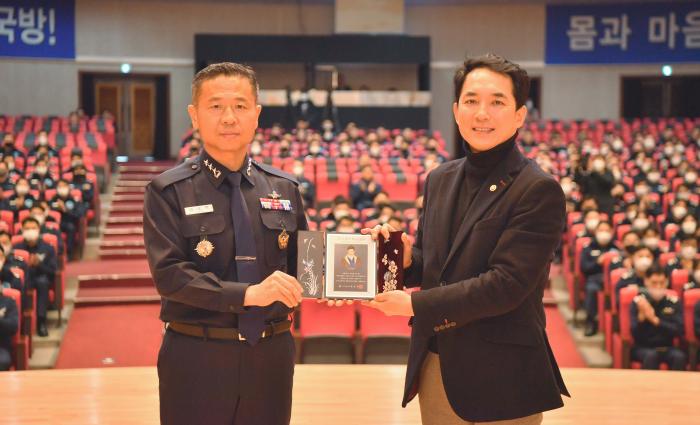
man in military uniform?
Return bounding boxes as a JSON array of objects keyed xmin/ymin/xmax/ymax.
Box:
[
  {"xmin": 143, "ymin": 62, "xmax": 306, "ymax": 425},
  {"xmin": 580, "ymin": 221, "xmax": 619, "ymax": 336},
  {"xmin": 615, "ymin": 245, "xmax": 655, "ymax": 307},
  {"xmin": 630, "ymin": 264, "xmax": 686, "ymax": 370}
]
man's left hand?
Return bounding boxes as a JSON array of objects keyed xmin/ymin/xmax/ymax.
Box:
[{"xmin": 364, "ymin": 290, "xmax": 414, "ymax": 316}]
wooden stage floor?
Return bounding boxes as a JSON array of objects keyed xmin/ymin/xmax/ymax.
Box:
[{"xmin": 0, "ymin": 366, "xmax": 697, "ymax": 425}]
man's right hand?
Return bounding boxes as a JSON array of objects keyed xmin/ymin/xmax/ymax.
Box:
[
  {"xmin": 361, "ymin": 223, "xmax": 413, "ymax": 269},
  {"xmin": 243, "ymin": 271, "xmax": 303, "ymax": 308}
]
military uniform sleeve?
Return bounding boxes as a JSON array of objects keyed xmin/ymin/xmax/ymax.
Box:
[
  {"xmin": 36, "ymin": 244, "xmax": 57, "ymax": 276},
  {"xmin": 143, "ymin": 183, "xmax": 249, "ymax": 314},
  {"xmin": 657, "ymin": 300, "xmax": 683, "ymax": 338},
  {"xmin": 411, "ymin": 177, "xmax": 565, "ymax": 332},
  {"xmin": 0, "ymin": 297, "xmax": 18, "ymax": 336},
  {"xmin": 580, "ymin": 246, "xmax": 600, "ymax": 275}
]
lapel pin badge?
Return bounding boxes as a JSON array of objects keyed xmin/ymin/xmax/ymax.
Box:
[{"xmin": 489, "ymin": 184, "xmax": 497, "ymax": 192}]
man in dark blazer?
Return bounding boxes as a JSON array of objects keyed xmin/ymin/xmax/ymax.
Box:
[{"xmin": 365, "ymin": 54, "xmax": 569, "ymax": 424}]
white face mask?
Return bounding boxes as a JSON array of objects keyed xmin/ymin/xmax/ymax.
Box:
[
  {"xmin": 647, "ymin": 172, "xmax": 660, "ymax": 183},
  {"xmin": 57, "ymin": 187, "xmax": 70, "ymax": 197},
  {"xmin": 22, "ymin": 229, "xmax": 40, "ymax": 243},
  {"xmin": 672, "ymin": 206, "xmax": 688, "ymax": 219},
  {"xmin": 596, "ymin": 231, "xmax": 612, "ymax": 246},
  {"xmin": 561, "ymin": 183, "xmax": 573, "ymax": 196},
  {"xmin": 675, "ymin": 144, "xmax": 685, "ymax": 153},
  {"xmin": 38, "ymin": 136, "xmax": 48, "ymax": 146},
  {"xmin": 664, "ymin": 146, "xmax": 674, "ymax": 156},
  {"xmin": 634, "ymin": 257, "xmax": 653, "ymax": 273},
  {"xmin": 677, "ymin": 192, "xmax": 690, "ymax": 201},
  {"xmin": 292, "ymin": 166, "xmax": 304, "ymax": 176},
  {"xmin": 333, "ymin": 210, "xmax": 349, "ymax": 221},
  {"xmin": 642, "ymin": 237, "xmax": 659, "ymax": 249},
  {"xmin": 370, "ymin": 147, "xmax": 381, "ymax": 157},
  {"xmin": 592, "ymin": 159, "xmax": 606, "ymax": 172},
  {"xmin": 671, "ymin": 156, "xmax": 682, "ymax": 166},
  {"xmin": 35, "ymin": 166, "xmax": 47, "ymax": 175},
  {"xmin": 682, "ymin": 221, "xmax": 697, "ymax": 235},
  {"xmin": 340, "ymin": 146, "xmax": 351, "ymax": 155},
  {"xmin": 16, "ymin": 185, "xmax": 29, "ymax": 196},
  {"xmin": 612, "ymin": 140, "xmax": 624, "ymax": 151},
  {"xmin": 681, "ymin": 246, "xmax": 697, "ymax": 260},
  {"xmin": 643, "ymin": 137, "xmax": 656, "ymax": 150},
  {"xmin": 309, "ymin": 145, "xmax": 320, "ymax": 155},
  {"xmin": 585, "ymin": 219, "xmax": 600, "ymax": 232},
  {"xmin": 686, "ymin": 172, "xmax": 697, "ymax": 183},
  {"xmin": 635, "ymin": 186, "xmax": 649, "ymax": 196},
  {"xmin": 250, "ymin": 145, "xmax": 262, "ymax": 156},
  {"xmin": 633, "ymin": 218, "xmax": 649, "ymax": 230},
  {"xmin": 32, "ymin": 214, "xmax": 45, "ymax": 226}
]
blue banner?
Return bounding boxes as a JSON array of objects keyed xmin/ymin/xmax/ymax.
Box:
[
  {"xmin": 546, "ymin": 2, "xmax": 700, "ymax": 64},
  {"xmin": 0, "ymin": 0, "xmax": 75, "ymax": 59}
]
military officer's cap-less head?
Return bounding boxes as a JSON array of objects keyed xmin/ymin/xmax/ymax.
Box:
[{"xmin": 187, "ymin": 62, "xmax": 262, "ymax": 173}]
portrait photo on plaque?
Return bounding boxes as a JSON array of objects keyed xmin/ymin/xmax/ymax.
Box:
[{"xmin": 325, "ymin": 233, "xmax": 377, "ymax": 299}]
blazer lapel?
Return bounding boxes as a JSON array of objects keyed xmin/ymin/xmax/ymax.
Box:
[
  {"xmin": 433, "ymin": 160, "xmax": 466, "ymax": 270},
  {"xmin": 440, "ymin": 148, "xmax": 528, "ymax": 278}
]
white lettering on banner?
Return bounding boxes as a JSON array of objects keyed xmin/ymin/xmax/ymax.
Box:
[
  {"xmin": 18, "ymin": 7, "xmax": 55, "ymax": 46},
  {"xmin": 649, "ymin": 12, "xmax": 681, "ymax": 49},
  {"xmin": 0, "ymin": 7, "xmax": 17, "ymax": 44},
  {"xmin": 599, "ymin": 14, "xmax": 631, "ymax": 51},
  {"xmin": 567, "ymin": 15, "xmax": 597, "ymax": 51},
  {"xmin": 681, "ymin": 11, "xmax": 700, "ymax": 49}
]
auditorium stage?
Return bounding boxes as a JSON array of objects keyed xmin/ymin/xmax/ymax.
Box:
[{"xmin": 0, "ymin": 366, "xmax": 697, "ymax": 425}]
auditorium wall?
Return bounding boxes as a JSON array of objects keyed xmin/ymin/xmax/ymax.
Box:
[{"xmin": 1, "ymin": 0, "xmax": 699, "ymax": 157}]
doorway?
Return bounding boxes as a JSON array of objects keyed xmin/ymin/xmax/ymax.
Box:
[
  {"xmin": 621, "ymin": 76, "xmax": 700, "ymax": 118},
  {"xmin": 79, "ymin": 72, "xmax": 170, "ymax": 159}
]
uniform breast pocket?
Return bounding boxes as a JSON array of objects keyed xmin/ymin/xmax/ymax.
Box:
[
  {"xmin": 260, "ymin": 210, "xmax": 298, "ymax": 267},
  {"xmin": 180, "ymin": 213, "xmax": 227, "ymax": 266}
]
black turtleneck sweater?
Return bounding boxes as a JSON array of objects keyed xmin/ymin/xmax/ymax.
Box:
[{"xmin": 430, "ymin": 133, "xmax": 517, "ymax": 354}]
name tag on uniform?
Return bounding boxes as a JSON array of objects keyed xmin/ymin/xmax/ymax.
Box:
[
  {"xmin": 184, "ymin": 204, "xmax": 214, "ymax": 216},
  {"xmin": 260, "ymin": 198, "xmax": 292, "ymax": 211}
]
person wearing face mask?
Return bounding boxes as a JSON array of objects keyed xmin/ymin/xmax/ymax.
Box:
[
  {"xmin": 615, "ymin": 246, "xmax": 656, "ymax": 308},
  {"xmin": 0, "ymin": 281, "xmax": 19, "ymax": 371},
  {"xmin": 7, "ymin": 178, "xmax": 36, "ymax": 217},
  {"xmin": 48, "ymin": 179, "xmax": 86, "ymax": 260},
  {"xmin": 630, "ymin": 211, "xmax": 652, "ymax": 234},
  {"xmin": 69, "ymin": 165, "xmax": 95, "ymax": 207},
  {"xmin": 665, "ymin": 235, "xmax": 698, "ymax": 278},
  {"xmin": 645, "ymin": 170, "xmax": 666, "ymax": 195},
  {"xmin": 580, "ymin": 221, "xmax": 619, "ymax": 336},
  {"xmin": 0, "ymin": 247, "xmax": 22, "ymax": 292},
  {"xmin": 333, "ymin": 215, "xmax": 357, "ymax": 234},
  {"xmin": 1, "ymin": 133, "xmax": 25, "ymax": 160},
  {"xmin": 671, "ymin": 215, "xmax": 699, "ymax": 249},
  {"xmin": 663, "ymin": 200, "xmax": 691, "ymax": 230},
  {"xmin": 630, "ymin": 265, "xmax": 686, "ymax": 370},
  {"xmin": 29, "ymin": 205, "xmax": 65, "ymax": 258},
  {"xmin": 13, "ymin": 217, "xmax": 57, "ymax": 337},
  {"xmin": 28, "ymin": 159, "xmax": 56, "ymax": 192},
  {"xmin": 290, "ymin": 160, "xmax": 315, "ymax": 208},
  {"xmin": 337, "ymin": 141, "xmax": 354, "ymax": 159},
  {"xmin": 683, "ymin": 261, "xmax": 700, "ymax": 292},
  {"xmin": 324, "ymin": 196, "xmax": 352, "ymax": 222},
  {"xmin": 579, "ymin": 209, "xmax": 602, "ymax": 238},
  {"xmin": 350, "ymin": 165, "xmax": 383, "ymax": 211},
  {"xmin": 641, "ymin": 227, "xmax": 666, "ymax": 257},
  {"xmin": 0, "ymin": 162, "xmax": 15, "ymax": 191},
  {"xmin": 27, "ymin": 131, "xmax": 58, "ymax": 159},
  {"xmin": 574, "ymin": 154, "xmax": 614, "ymax": 216}
]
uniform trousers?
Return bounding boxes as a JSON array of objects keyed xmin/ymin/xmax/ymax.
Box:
[{"xmin": 158, "ymin": 328, "xmax": 296, "ymax": 425}]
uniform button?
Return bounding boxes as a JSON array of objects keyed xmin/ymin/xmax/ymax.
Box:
[
  {"xmin": 450, "ymin": 322, "xmax": 456, "ymax": 327},
  {"xmin": 199, "ymin": 225, "xmax": 207, "ymax": 232},
  {"xmin": 191, "ymin": 164, "xmax": 198, "ymax": 170},
  {"xmin": 434, "ymin": 326, "xmax": 440, "ymax": 332},
  {"xmin": 439, "ymin": 325, "xmax": 446, "ymax": 330},
  {"xmin": 439, "ymin": 281, "xmax": 446, "ymax": 287}
]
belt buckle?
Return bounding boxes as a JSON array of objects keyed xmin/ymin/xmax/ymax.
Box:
[{"xmin": 237, "ymin": 333, "xmax": 247, "ymax": 341}]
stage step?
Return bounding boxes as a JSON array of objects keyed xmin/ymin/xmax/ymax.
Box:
[
  {"xmin": 116, "ymin": 179, "xmax": 151, "ymax": 186},
  {"xmin": 74, "ymin": 286, "xmax": 159, "ymax": 305},
  {"xmin": 78, "ymin": 273, "xmax": 153, "ymax": 288},
  {"xmin": 113, "ymin": 186, "xmax": 145, "ymax": 195},
  {"xmin": 111, "ymin": 194, "xmax": 146, "ymax": 203},
  {"xmin": 99, "ymin": 239, "xmax": 144, "ymax": 250},
  {"xmin": 119, "ymin": 164, "xmax": 173, "ymax": 174},
  {"xmin": 102, "ymin": 227, "xmax": 144, "ymax": 236},
  {"xmin": 98, "ymin": 248, "xmax": 147, "ymax": 260},
  {"xmin": 107, "ymin": 216, "xmax": 143, "ymax": 224}
]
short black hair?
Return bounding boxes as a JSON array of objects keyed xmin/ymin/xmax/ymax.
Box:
[
  {"xmin": 632, "ymin": 245, "xmax": 654, "ymax": 256},
  {"xmin": 21, "ymin": 216, "xmax": 40, "ymax": 228},
  {"xmin": 454, "ymin": 53, "xmax": 530, "ymax": 109},
  {"xmin": 191, "ymin": 62, "xmax": 259, "ymax": 103},
  {"xmin": 645, "ymin": 263, "xmax": 666, "ymax": 279}
]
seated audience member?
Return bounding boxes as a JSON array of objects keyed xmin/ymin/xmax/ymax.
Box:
[
  {"xmin": 350, "ymin": 165, "xmax": 383, "ymax": 210},
  {"xmin": 630, "ymin": 210, "xmax": 654, "ymax": 235},
  {"xmin": 663, "ymin": 199, "xmax": 692, "ymax": 230},
  {"xmin": 47, "ymin": 179, "xmax": 85, "ymax": 259},
  {"xmin": 27, "ymin": 157, "xmax": 56, "ymax": 192},
  {"xmin": 615, "ymin": 246, "xmax": 656, "ymax": 304},
  {"xmin": 69, "ymin": 164, "xmax": 95, "ymax": 207},
  {"xmin": 334, "ymin": 216, "xmax": 357, "ymax": 234},
  {"xmin": 641, "ymin": 227, "xmax": 666, "ymax": 257},
  {"xmin": 291, "ymin": 159, "xmax": 315, "ymax": 208},
  {"xmin": 13, "ymin": 217, "xmax": 58, "ymax": 337},
  {"xmin": 630, "ymin": 265, "xmax": 686, "ymax": 370},
  {"xmin": 387, "ymin": 215, "xmax": 405, "ymax": 233},
  {"xmin": 324, "ymin": 196, "xmax": 352, "ymax": 222},
  {"xmin": 0, "ymin": 247, "xmax": 22, "ymax": 291},
  {"xmin": 579, "ymin": 209, "xmax": 602, "ymax": 238},
  {"xmin": 2, "ymin": 156, "xmax": 22, "ymax": 181},
  {"xmin": 27, "ymin": 131, "xmax": 58, "ymax": 159},
  {"xmin": 29, "ymin": 204, "xmax": 65, "ymax": 258},
  {"xmin": 0, "ymin": 287, "xmax": 19, "ymax": 371},
  {"xmin": 0, "ymin": 162, "xmax": 14, "ymax": 191},
  {"xmin": 1, "ymin": 133, "xmax": 25, "ymax": 160},
  {"xmin": 665, "ymin": 235, "xmax": 698, "ymax": 277},
  {"xmin": 7, "ymin": 178, "xmax": 37, "ymax": 215},
  {"xmin": 671, "ymin": 214, "xmax": 698, "ymax": 249},
  {"xmin": 682, "ymin": 261, "xmax": 700, "ymax": 292},
  {"xmin": 581, "ymin": 221, "xmax": 619, "ymax": 336}
]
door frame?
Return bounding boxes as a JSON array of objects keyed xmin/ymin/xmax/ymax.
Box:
[{"xmin": 78, "ymin": 71, "xmax": 170, "ymax": 159}]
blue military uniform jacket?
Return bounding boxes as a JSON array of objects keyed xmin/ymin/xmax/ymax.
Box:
[{"xmin": 143, "ymin": 150, "xmax": 307, "ymax": 328}]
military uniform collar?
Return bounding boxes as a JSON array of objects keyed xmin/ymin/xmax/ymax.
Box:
[{"xmin": 199, "ymin": 149, "xmax": 255, "ymax": 188}]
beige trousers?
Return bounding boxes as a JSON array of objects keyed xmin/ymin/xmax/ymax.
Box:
[{"xmin": 418, "ymin": 352, "xmax": 543, "ymax": 425}]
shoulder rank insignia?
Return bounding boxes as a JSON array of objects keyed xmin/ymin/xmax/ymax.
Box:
[
  {"xmin": 203, "ymin": 159, "xmax": 221, "ymax": 179},
  {"xmin": 195, "ymin": 237, "xmax": 214, "ymax": 258}
]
